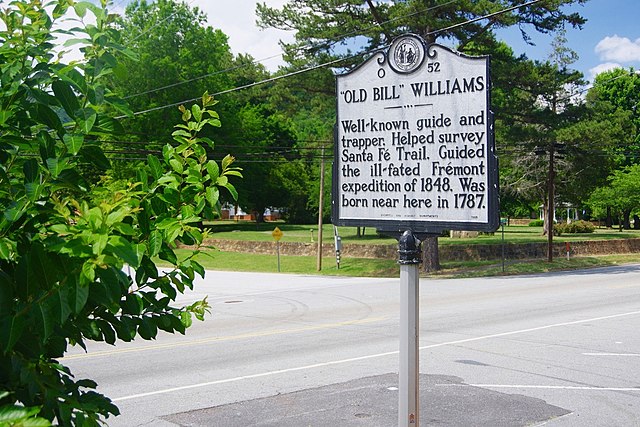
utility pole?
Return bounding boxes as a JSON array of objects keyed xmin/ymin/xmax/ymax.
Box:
[
  {"xmin": 547, "ymin": 142, "xmax": 555, "ymax": 262},
  {"xmin": 317, "ymin": 147, "xmax": 325, "ymax": 271},
  {"xmin": 547, "ymin": 82, "xmax": 559, "ymax": 263}
]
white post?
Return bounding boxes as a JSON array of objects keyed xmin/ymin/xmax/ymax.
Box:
[{"xmin": 398, "ymin": 231, "xmax": 421, "ymax": 426}]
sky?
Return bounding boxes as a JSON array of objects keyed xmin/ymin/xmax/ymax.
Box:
[
  {"xmin": 162, "ymin": 0, "xmax": 640, "ymax": 82},
  {"xmin": 25, "ymin": 0, "xmax": 639, "ymax": 82},
  {"xmin": 495, "ymin": 0, "xmax": 640, "ymax": 80}
]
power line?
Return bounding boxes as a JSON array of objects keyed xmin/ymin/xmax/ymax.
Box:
[
  {"xmin": 122, "ymin": 53, "xmax": 280, "ymax": 100},
  {"xmin": 120, "ymin": 0, "xmax": 548, "ymax": 117},
  {"xmin": 102, "ymin": 147, "xmax": 333, "ymax": 157},
  {"xmin": 124, "ymin": 0, "xmax": 544, "ymax": 119},
  {"xmin": 110, "ymin": 0, "xmax": 129, "ymax": 13},
  {"xmin": 117, "ymin": 55, "xmax": 350, "ymax": 118},
  {"xmin": 103, "ymin": 140, "xmax": 332, "ymax": 148},
  {"xmin": 121, "ymin": 0, "xmax": 461, "ymax": 101},
  {"xmin": 129, "ymin": 0, "xmax": 197, "ymax": 42},
  {"xmin": 427, "ymin": 0, "xmax": 544, "ymax": 38}
]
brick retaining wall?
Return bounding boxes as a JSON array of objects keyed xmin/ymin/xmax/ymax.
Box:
[{"xmin": 201, "ymin": 238, "xmax": 640, "ymax": 261}]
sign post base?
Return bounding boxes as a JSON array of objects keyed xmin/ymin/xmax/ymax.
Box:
[{"xmin": 398, "ymin": 231, "xmax": 422, "ymax": 426}]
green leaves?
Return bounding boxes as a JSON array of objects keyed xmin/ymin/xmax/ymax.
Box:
[
  {"xmin": 0, "ymin": 1, "xmax": 156, "ymax": 423},
  {"xmin": 107, "ymin": 236, "xmax": 145, "ymax": 268},
  {"xmin": 79, "ymin": 145, "xmax": 110, "ymax": 170},
  {"xmin": 52, "ymin": 80, "xmax": 80, "ymax": 118},
  {"xmin": 34, "ymin": 104, "xmax": 63, "ymax": 136},
  {"xmin": 3, "ymin": 199, "xmax": 28, "ymax": 223},
  {"xmin": 0, "ymin": 401, "xmax": 51, "ymax": 427},
  {"xmin": 148, "ymin": 230, "xmax": 163, "ymax": 257},
  {"xmin": 0, "ymin": 238, "xmax": 15, "ymax": 260},
  {"xmin": 191, "ymin": 103, "xmax": 202, "ymax": 122},
  {"xmin": 221, "ymin": 154, "xmax": 235, "ymax": 170},
  {"xmin": 75, "ymin": 108, "xmax": 97, "ymax": 133},
  {"xmin": 147, "ymin": 154, "xmax": 163, "ymax": 180},
  {"xmin": 1, "ymin": 0, "xmax": 240, "ymax": 419},
  {"xmin": 46, "ymin": 157, "xmax": 70, "ymax": 178},
  {"xmin": 206, "ymin": 160, "xmax": 220, "ymax": 181},
  {"xmin": 68, "ymin": 279, "xmax": 90, "ymax": 315},
  {"xmin": 0, "ymin": 315, "xmax": 25, "ymax": 354},
  {"xmin": 205, "ymin": 186, "xmax": 220, "ymax": 207},
  {"xmin": 223, "ymin": 182, "xmax": 238, "ymax": 201},
  {"xmin": 63, "ymin": 134, "xmax": 84, "ymax": 155},
  {"xmin": 0, "ymin": 109, "xmax": 15, "ymax": 126}
]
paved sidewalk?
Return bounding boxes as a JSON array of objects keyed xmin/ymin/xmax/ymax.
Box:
[{"xmin": 163, "ymin": 373, "xmax": 570, "ymax": 426}]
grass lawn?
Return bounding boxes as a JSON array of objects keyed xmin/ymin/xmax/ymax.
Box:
[
  {"xmin": 175, "ymin": 248, "xmax": 640, "ymax": 279},
  {"xmin": 203, "ymin": 221, "xmax": 640, "ymax": 246},
  {"xmin": 181, "ymin": 221, "xmax": 640, "ymax": 278},
  {"xmin": 176, "ymin": 248, "xmax": 399, "ymax": 277},
  {"xmin": 433, "ymin": 254, "xmax": 640, "ymax": 278}
]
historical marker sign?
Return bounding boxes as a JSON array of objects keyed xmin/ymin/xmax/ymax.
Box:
[{"xmin": 332, "ymin": 34, "xmax": 499, "ymax": 234}]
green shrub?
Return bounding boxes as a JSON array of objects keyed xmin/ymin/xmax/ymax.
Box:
[
  {"xmin": 0, "ymin": 2, "xmax": 241, "ymax": 424},
  {"xmin": 554, "ymin": 220, "xmax": 595, "ymax": 235},
  {"xmin": 565, "ymin": 220, "xmax": 596, "ymax": 233},
  {"xmin": 528, "ymin": 219, "xmax": 544, "ymax": 227}
]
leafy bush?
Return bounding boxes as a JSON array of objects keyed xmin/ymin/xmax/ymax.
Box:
[
  {"xmin": 0, "ymin": 1, "xmax": 240, "ymax": 425},
  {"xmin": 554, "ymin": 220, "xmax": 595, "ymax": 235},
  {"xmin": 0, "ymin": 391, "xmax": 51, "ymax": 426},
  {"xmin": 528, "ymin": 219, "xmax": 545, "ymax": 227}
]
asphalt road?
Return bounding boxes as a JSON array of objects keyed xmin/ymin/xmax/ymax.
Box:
[{"xmin": 63, "ymin": 264, "xmax": 640, "ymax": 426}]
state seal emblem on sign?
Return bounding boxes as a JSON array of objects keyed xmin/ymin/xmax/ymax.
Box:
[{"xmin": 388, "ymin": 35, "xmax": 425, "ymax": 74}]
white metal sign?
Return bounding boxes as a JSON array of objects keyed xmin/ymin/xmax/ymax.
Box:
[{"xmin": 333, "ymin": 35, "xmax": 498, "ymax": 233}]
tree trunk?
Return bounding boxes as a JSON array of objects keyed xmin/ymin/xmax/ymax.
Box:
[
  {"xmin": 634, "ymin": 215, "xmax": 640, "ymax": 230},
  {"xmin": 421, "ymin": 236, "xmax": 440, "ymax": 273},
  {"xmin": 541, "ymin": 202, "xmax": 549, "ymax": 236},
  {"xmin": 606, "ymin": 207, "xmax": 612, "ymax": 228},
  {"xmin": 623, "ymin": 209, "xmax": 632, "ymax": 230}
]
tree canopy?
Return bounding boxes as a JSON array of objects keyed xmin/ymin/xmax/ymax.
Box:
[
  {"xmin": 257, "ymin": 0, "xmax": 587, "ymax": 67},
  {"xmin": 589, "ymin": 164, "xmax": 640, "ymax": 229},
  {"xmin": 113, "ymin": 0, "xmax": 235, "ymax": 138},
  {"xmin": 257, "ymin": 0, "xmax": 591, "ymax": 267},
  {"xmin": 586, "ymin": 68, "xmax": 640, "ymax": 167},
  {"xmin": 110, "ymin": 0, "xmax": 319, "ymax": 222}
]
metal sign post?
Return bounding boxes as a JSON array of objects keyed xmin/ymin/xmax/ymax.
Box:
[
  {"xmin": 398, "ymin": 231, "xmax": 422, "ymax": 426},
  {"xmin": 272, "ymin": 227, "xmax": 283, "ymax": 272},
  {"xmin": 331, "ymin": 33, "xmax": 499, "ymax": 426}
]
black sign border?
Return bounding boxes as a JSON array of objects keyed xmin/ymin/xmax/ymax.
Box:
[{"xmin": 331, "ymin": 36, "xmax": 500, "ymax": 235}]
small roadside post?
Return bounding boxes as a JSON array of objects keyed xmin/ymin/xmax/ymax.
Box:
[
  {"xmin": 272, "ymin": 227, "xmax": 283, "ymax": 272},
  {"xmin": 331, "ymin": 34, "xmax": 499, "ymax": 426},
  {"xmin": 501, "ymin": 218, "xmax": 507, "ymax": 272},
  {"xmin": 334, "ymin": 226, "xmax": 342, "ymax": 269}
]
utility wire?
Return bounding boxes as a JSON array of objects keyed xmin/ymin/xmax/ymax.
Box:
[
  {"xmin": 121, "ymin": 0, "xmax": 461, "ymax": 101},
  {"xmin": 122, "ymin": 54, "xmax": 282, "ymax": 100},
  {"xmin": 129, "ymin": 0, "xmax": 197, "ymax": 42},
  {"xmin": 116, "ymin": 55, "xmax": 350, "ymax": 118},
  {"xmin": 427, "ymin": 0, "xmax": 544, "ymax": 37},
  {"xmin": 120, "ymin": 0, "xmax": 548, "ymax": 118}
]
